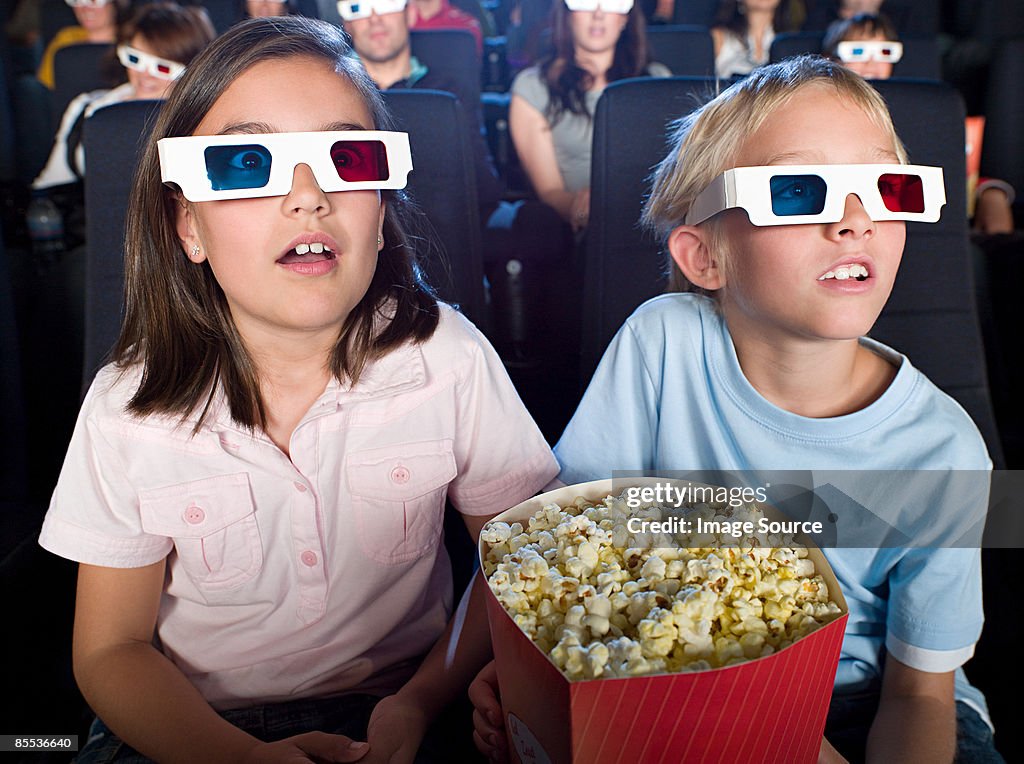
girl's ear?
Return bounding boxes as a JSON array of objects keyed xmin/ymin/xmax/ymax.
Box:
[
  {"xmin": 175, "ymin": 195, "xmax": 206, "ymax": 263},
  {"xmin": 667, "ymin": 224, "xmax": 724, "ymax": 291}
]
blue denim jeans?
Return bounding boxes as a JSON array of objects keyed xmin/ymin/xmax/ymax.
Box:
[
  {"xmin": 75, "ymin": 693, "xmax": 481, "ymax": 763},
  {"xmin": 825, "ymin": 690, "xmax": 1004, "ymax": 763}
]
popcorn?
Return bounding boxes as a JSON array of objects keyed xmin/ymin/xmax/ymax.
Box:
[{"xmin": 485, "ymin": 487, "xmax": 843, "ymax": 681}]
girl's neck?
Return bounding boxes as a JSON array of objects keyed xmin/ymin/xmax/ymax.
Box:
[
  {"xmin": 574, "ymin": 47, "xmax": 615, "ymax": 89},
  {"xmin": 723, "ymin": 308, "xmax": 896, "ymax": 419},
  {"xmin": 243, "ymin": 326, "xmax": 338, "ymax": 456}
]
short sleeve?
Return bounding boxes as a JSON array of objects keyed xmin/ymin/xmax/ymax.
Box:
[
  {"xmin": 554, "ymin": 322, "xmax": 659, "ymax": 485},
  {"xmin": 885, "ymin": 546, "xmax": 984, "ymax": 673},
  {"xmin": 511, "ymin": 67, "xmax": 550, "ymax": 115},
  {"xmin": 39, "ymin": 382, "xmax": 173, "ymax": 568},
  {"xmin": 446, "ymin": 323, "xmax": 559, "ymax": 516}
]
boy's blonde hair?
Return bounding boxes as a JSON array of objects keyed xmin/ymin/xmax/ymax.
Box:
[{"xmin": 642, "ymin": 55, "xmax": 909, "ymax": 293}]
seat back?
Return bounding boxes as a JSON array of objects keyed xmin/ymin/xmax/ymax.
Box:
[
  {"xmin": 410, "ymin": 30, "xmax": 481, "ymax": 99},
  {"xmin": 770, "ymin": 31, "xmax": 822, "ymax": 63},
  {"xmin": 382, "ymin": 89, "xmax": 485, "ymax": 325},
  {"xmin": 51, "ymin": 43, "xmax": 114, "ymax": 125},
  {"xmin": 582, "ymin": 76, "xmax": 719, "ymax": 388},
  {"xmin": 981, "ymin": 38, "xmax": 1024, "ymax": 203},
  {"xmin": 82, "ymin": 99, "xmax": 162, "ymax": 388},
  {"xmin": 646, "ymin": 25, "xmax": 715, "ymax": 77},
  {"xmin": 671, "ymin": 0, "xmax": 717, "ymax": 27},
  {"xmin": 870, "ymin": 79, "xmax": 1003, "ymax": 466},
  {"xmin": 39, "ymin": 0, "xmax": 78, "ymax": 50},
  {"xmin": 892, "ymin": 36, "xmax": 941, "ymax": 80},
  {"xmin": 195, "ymin": 0, "xmax": 245, "ymax": 34}
]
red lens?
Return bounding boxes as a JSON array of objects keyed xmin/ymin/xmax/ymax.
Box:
[
  {"xmin": 330, "ymin": 140, "xmax": 388, "ymax": 182},
  {"xmin": 156, "ymin": 63, "xmax": 171, "ymax": 74},
  {"xmin": 878, "ymin": 173, "xmax": 925, "ymax": 213}
]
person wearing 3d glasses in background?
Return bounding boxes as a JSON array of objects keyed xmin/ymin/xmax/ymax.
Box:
[
  {"xmin": 39, "ymin": 15, "xmax": 558, "ymax": 764},
  {"xmin": 32, "ymin": 2, "xmax": 215, "ymax": 192},
  {"xmin": 36, "ymin": 0, "xmax": 132, "ymax": 90},
  {"xmin": 472, "ymin": 55, "xmax": 1001, "ymax": 763},
  {"xmin": 824, "ymin": 12, "xmax": 1016, "ymax": 237},
  {"xmin": 244, "ymin": 0, "xmax": 297, "ymax": 17},
  {"xmin": 338, "ymin": 0, "xmax": 503, "ymax": 213}
]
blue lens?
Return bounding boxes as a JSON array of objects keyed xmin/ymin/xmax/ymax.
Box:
[
  {"xmin": 127, "ymin": 53, "xmax": 141, "ymax": 64},
  {"xmin": 769, "ymin": 174, "xmax": 827, "ymax": 216},
  {"xmin": 852, "ymin": 46, "xmax": 864, "ymax": 56},
  {"xmin": 204, "ymin": 145, "xmax": 272, "ymax": 191}
]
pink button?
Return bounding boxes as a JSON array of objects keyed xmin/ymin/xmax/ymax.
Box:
[
  {"xmin": 390, "ymin": 466, "xmax": 410, "ymax": 484},
  {"xmin": 293, "ymin": 481, "xmax": 307, "ymax": 493},
  {"xmin": 184, "ymin": 505, "xmax": 205, "ymax": 525},
  {"xmin": 300, "ymin": 550, "xmax": 318, "ymax": 567}
]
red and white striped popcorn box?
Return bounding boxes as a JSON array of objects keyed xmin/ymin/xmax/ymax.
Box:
[{"xmin": 481, "ymin": 478, "xmax": 849, "ymax": 764}]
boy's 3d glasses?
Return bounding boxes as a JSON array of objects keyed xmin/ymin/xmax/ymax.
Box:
[
  {"xmin": 564, "ymin": 0, "xmax": 634, "ymax": 13},
  {"xmin": 836, "ymin": 40, "xmax": 904, "ymax": 64},
  {"xmin": 685, "ymin": 164, "xmax": 945, "ymax": 226},
  {"xmin": 338, "ymin": 0, "xmax": 407, "ymax": 21},
  {"xmin": 158, "ymin": 131, "xmax": 412, "ymax": 202},
  {"xmin": 118, "ymin": 45, "xmax": 185, "ymax": 81},
  {"xmin": 65, "ymin": 0, "xmax": 112, "ymax": 7}
]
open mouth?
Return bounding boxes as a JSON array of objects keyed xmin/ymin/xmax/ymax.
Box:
[
  {"xmin": 277, "ymin": 242, "xmax": 336, "ymax": 265},
  {"xmin": 818, "ymin": 263, "xmax": 869, "ymax": 282}
]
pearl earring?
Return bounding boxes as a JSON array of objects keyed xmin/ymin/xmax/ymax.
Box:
[{"xmin": 190, "ymin": 244, "xmax": 200, "ymax": 259}]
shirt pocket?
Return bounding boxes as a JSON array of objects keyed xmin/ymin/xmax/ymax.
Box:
[
  {"xmin": 346, "ymin": 439, "xmax": 457, "ymax": 565},
  {"xmin": 139, "ymin": 473, "xmax": 263, "ymax": 592}
]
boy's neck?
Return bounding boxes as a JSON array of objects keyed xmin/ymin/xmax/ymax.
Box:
[
  {"xmin": 574, "ymin": 48, "xmax": 615, "ymax": 88},
  {"xmin": 725, "ymin": 314, "xmax": 897, "ymax": 419},
  {"xmin": 412, "ymin": 0, "xmax": 444, "ymax": 20}
]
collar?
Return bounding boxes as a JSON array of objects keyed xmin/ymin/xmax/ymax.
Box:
[{"xmin": 403, "ymin": 56, "xmax": 429, "ymax": 88}]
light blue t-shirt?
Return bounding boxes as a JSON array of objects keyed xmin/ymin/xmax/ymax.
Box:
[{"xmin": 555, "ymin": 293, "xmax": 992, "ymax": 724}]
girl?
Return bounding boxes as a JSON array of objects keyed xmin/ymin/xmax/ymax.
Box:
[
  {"xmin": 509, "ymin": 0, "xmax": 667, "ymax": 233},
  {"xmin": 38, "ymin": 0, "xmax": 132, "ymax": 89},
  {"xmin": 33, "ymin": 2, "xmax": 216, "ymax": 191},
  {"xmin": 471, "ymin": 56, "xmax": 1001, "ymax": 762},
  {"xmin": 244, "ymin": 0, "xmax": 296, "ymax": 17},
  {"xmin": 40, "ymin": 16, "xmax": 558, "ymax": 763},
  {"xmin": 711, "ymin": 0, "xmax": 788, "ymax": 79}
]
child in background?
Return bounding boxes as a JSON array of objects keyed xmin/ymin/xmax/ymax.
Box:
[
  {"xmin": 471, "ymin": 56, "xmax": 1001, "ymax": 762},
  {"xmin": 33, "ymin": 2, "xmax": 216, "ymax": 191},
  {"xmin": 823, "ymin": 13, "xmax": 1016, "ymax": 235},
  {"xmin": 39, "ymin": 16, "xmax": 557, "ymax": 763}
]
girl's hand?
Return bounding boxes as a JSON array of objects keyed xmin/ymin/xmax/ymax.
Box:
[
  {"xmin": 818, "ymin": 736, "xmax": 848, "ymax": 764},
  {"xmin": 361, "ymin": 694, "xmax": 429, "ymax": 764},
  {"xmin": 570, "ymin": 188, "xmax": 591, "ymax": 233},
  {"xmin": 241, "ymin": 732, "xmax": 369, "ymax": 763},
  {"xmin": 469, "ymin": 660, "xmax": 507, "ymax": 762}
]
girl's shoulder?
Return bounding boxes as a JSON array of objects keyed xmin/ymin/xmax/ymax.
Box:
[{"xmin": 511, "ymin": 65, "xmax": 547, "ymax": 104}]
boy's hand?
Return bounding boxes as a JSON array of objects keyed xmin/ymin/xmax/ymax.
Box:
[
  {"xmin": 361, "ymin": 694, "xmax": 429, "ymax": 764},
  {"xmin": 241, "ymin": 732, "xmax": 369, "ymax": 763},
  {"xmin": 469, "ymin": 660, "xmax": 507, "ymax": 762},
  {"xmin": 817, "ymin": 736, "xmax": 848, "ymax": 764}
]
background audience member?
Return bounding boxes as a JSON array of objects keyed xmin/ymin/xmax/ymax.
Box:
[
  {"xmin": 245, "ymin": 0, "xmax": 296, "ymax": 17},
  {"xmin": 37, "ymin": 0, "xmax": 132, "ymax": 89},
  {"xmin": 712, "ymin": 0, "xmax": 789, "ymax": 78},
  {"xmin": 824, "ymin": 13, "xmax": 1015, "ymax": 235},
  {"xmin": 33, "ymin": 2, "xmax": 216, "ymax": 193}
]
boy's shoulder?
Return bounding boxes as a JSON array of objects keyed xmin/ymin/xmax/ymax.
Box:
[
  {"xmin": 622, "ymin": 292, "xmax": 717, "ymax": 345},
  {"xmin": 862, "ymin": 338, "xmax": 992, "ymax": 470}
]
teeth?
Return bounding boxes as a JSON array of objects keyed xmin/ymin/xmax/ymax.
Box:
[
  {"xmin": 818, "ymin": 264, "xmax": 869, "ymax": 281},
  {"xmin": 292, "ymin": 242, "xmax": 332, "ymax": 256}
]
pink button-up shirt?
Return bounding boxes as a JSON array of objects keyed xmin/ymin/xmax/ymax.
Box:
[{"xmin": 40, "ymin": 306, "xmax": 558, "ymax": 709}]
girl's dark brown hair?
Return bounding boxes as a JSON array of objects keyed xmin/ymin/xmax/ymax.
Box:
[
  {"xmin": 541, "ymin": 0, "xmax": 650, "ymax": 123},
  {"xmin": 114, "ymin": 15, "xmax": 439, "ymax": 433},
  {"xmin": 118, "ymin": 2, "xmax": 217, "ymax": 65}
]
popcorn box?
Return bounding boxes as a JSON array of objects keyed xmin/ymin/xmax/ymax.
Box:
[{"xmin": 480, "ymin": 478, "xmax": 849, "ymax": 764}]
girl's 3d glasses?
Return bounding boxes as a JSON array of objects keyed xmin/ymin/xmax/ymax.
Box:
[
  {"xmin": 836, "ymin": 40, "xmax": 904, "ymax": 64},
  {"xmin": 158, "ymin": 130, "xmax": 413, "ymax": 202},
  {"xmin": 564, "ymin": 0, "xmax": 634, "ymax": 13},
  {"xmin": 118, "ymin": 45, "xmax": 185, "ymax": 81},
  {"xmin": 65, "ymin": 0, "xmax": 112, "ymax": 7},
  {"xmin": 338, "ymin": 0, "xmax": 407, "ymax": 20},
  {"xmin": 685, "ymin": 164, "xmax": 945, "ymax": 226}
]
